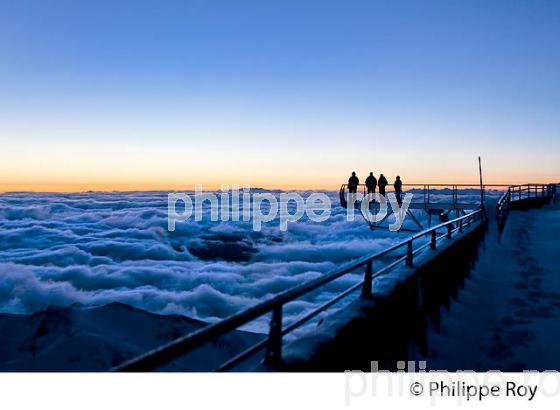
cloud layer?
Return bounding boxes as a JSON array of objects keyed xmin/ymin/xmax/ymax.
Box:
[{"xmin": 0, "ymin": 189, "xmax": 492, "ymax": 332}]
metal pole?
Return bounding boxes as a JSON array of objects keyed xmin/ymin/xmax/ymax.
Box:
[{"xmin": 478, "ymin": 156, "xmax": 485, "ymax": 208}]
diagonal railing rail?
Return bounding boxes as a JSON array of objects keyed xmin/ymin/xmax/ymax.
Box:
[{"xmin": 112, "ymin": 208, "xmax": 486, "ymax": 372}]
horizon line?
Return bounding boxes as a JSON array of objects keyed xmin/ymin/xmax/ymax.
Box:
[{"xmin": 2, "ymin": 181, "xmax": 558, "ymax": 194}]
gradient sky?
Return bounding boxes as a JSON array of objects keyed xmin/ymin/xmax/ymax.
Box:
[{"xmin": 0, "ymin": 0, "xmax": 559, "ymax": 191}]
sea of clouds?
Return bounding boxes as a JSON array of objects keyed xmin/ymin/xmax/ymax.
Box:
[{"xmin": 0, "ymin": 189, "xmax": 493, "ymax": 332}]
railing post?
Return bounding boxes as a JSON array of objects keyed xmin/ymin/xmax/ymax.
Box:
[
  {"xmin": 430, "ymin": 230, "xmax": 436, "ymax": 250},
  {"xmin": 264, "ymin": 305, "xmax": 283, "ymax": 367},
  {"xmin": 406, "ymin": 241, "xmax": 413, "ymax": 266},
  {"xmin": 459, "ymin": 219, "xmax": 463, "ymax": 233},
  {"xmin": 361, "ymin": 260, "xmax": 373, "ymax": 298},
  {"xmin": 446, "ymin": 223, "xmax": 452, "ymax": 239},
  {"xmin": 453, "ymin": 185, "xmax": 457, "ymax": 206}
]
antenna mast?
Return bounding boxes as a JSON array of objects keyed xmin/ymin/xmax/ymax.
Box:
[{"xmin": 478, "ymin": 156, "xmax": 485, "ymax": 208}]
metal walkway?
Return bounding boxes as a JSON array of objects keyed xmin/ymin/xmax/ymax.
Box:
[
  {"xmin": 339, "ymin": 183, "xmax": 488, "ymax": 211},
  {"xmin": 339, "ymin": 183, "xmax": 495, "ymax": 231}
]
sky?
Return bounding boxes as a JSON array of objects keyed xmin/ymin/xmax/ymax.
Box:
[{"xmin": 0, "ymin": 0, "xmax": 559, "ymax": 191}]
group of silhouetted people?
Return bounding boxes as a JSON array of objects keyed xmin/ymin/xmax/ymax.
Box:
[{"xmin": 347, "ymin": 172, "xmax": 403, "ymax": 205}]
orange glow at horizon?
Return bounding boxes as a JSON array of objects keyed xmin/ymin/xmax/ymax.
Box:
[
  {"xmin": 1, "ymin": 172, "xmax": 557, "ymax": 193},
  {"xmin": 1, "ymin": 142, "xmax": 557, "ymax": 193}
]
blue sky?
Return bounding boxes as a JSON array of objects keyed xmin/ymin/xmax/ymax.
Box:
[{"xmin": 1, "ymin": 0, "xmax": 559, "ymax": 190}]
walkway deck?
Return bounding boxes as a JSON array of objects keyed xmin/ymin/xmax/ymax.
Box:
[{"xmin": 423, "ymin": 200, "xmax": 560, "ymax": 371}]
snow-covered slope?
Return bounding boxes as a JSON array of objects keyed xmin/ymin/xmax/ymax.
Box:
[{"xmin": 0, "ymin": 302, "xmax": 261, "ymax": 371}]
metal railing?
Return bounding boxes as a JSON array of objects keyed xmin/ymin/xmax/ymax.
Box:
[
  {"xmin": 338, "ymin": 183, "xmax": 510, "ymax": 210},
  {"xmin": 113, "ymin": 208, "xmax": 485, "ymax": 372},
  {"xmin": 496, "ymin": 189, "xmax": 511, "ymax": 228},
  {"xmin": 506, "ymin": 183, "xmax": 555, "ymax": 202},
  {"xmin": 496, "ymin": 183, "xmax": 556, "ymax": 228}
]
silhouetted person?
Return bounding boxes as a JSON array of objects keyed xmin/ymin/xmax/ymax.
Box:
[
  {"xmin": 348, "ymin": 172, "xmax": 359, "ymax": 194},
  {"xmin": 378, "ymin": 174, "xmax": 388, "ymax": 197},
  {"xmin": 365, "ymin": 172, "xmax": 377, "ymax": 194},
  {"xmin": 393, "ymin": 176, "xmax": 403, "ymax": 205}
]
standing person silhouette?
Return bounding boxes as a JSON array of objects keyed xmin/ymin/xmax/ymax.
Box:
[
  {"xmin": 378, "ymin": 174, "xmax": 388, "ymax": 197},
  {"xmin": 393, "ymin": 176, "xmax": 403, "ymax": 205},
  {"xmin": 348, "ymin": 172, "xmax": 359, "ymax": 194},
  {"xmin": 365, "ymin": 172, "xmax": 377, "ymax": 194}
]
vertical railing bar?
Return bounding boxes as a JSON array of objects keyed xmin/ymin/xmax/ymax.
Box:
[
  {"xmin": 264, "ymin": 305, "xmax": 283, "ymax": 366},
  {"xmin": 361, "ymin": 260, "xmax": 373, "ymax": 298},
  {"xmin": 406, "ymin": 241, "xmax": 413, "ymax": 266}
]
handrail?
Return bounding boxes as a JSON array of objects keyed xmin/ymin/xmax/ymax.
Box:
[
  {"xmin": 339, "ymin": 183, "xmax": 551, "ymax": 193},
  {"xmin": 496, "ymin": 183, "xmax": 556, "ymax": 230},
  {"xmin": 113, "ymin": 208, "xmax": 485, "ymax": 372},
  {"xmin": 338, "ymin": 183, "xmax": 488, "ymax": 211},
  {"xmin": 340, "ymin": 183, "xmax": 516, "ymax": 189}
]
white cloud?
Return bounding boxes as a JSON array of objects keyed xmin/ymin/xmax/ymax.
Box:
[{"xmin": 0, "ymin": 190, "xmax": 492, "ymax": 331}]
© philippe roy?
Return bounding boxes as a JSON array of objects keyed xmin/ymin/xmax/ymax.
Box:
[{"xmin": 430, "ymin": 381, "xmax": 538, "ymax": 401}]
